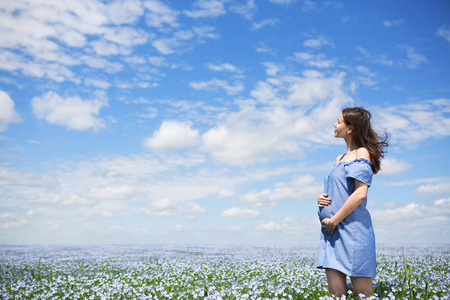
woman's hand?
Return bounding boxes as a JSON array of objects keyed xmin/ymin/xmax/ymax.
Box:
[
  {"xmin": 317, "ymin": 193, "xmax": 332, "ymax": 207},
  {"xmin": 321, "ymin": 218, "xmax": 337, "ymax": 235}
]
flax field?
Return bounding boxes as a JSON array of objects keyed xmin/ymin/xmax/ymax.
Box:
[{"xmin": 0, "ymin": 244, "xmax": 449, "ymax": 299}]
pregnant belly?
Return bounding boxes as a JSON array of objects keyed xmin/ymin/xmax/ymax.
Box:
[{"xmin": 318, "ymin": 205, "xmax": 336, "ymax": 221}]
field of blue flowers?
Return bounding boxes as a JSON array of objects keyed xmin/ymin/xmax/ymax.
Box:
[{"xmin": 0, "ymin": 244, "xmax": 448, "ymax": 299}]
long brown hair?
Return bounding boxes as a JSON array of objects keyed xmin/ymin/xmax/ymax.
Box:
[{"xmin": 342, "ymin": 107, "xmax": 389, "ymax": 174}]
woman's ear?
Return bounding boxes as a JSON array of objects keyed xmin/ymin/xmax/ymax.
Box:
[{"xmin": 347, "ymin": 125, "xmax": 353, "ymax": 134}]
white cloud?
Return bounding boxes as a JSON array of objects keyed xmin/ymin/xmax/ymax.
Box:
[
  {"xmin": 417, "ymin": 182, "xmax": 450, "ymax": 195},
  {"xmin": 0, "ymin": 0, "xmax": 148, "ymax": 83},
  {"xmin": 324, "ymin": 1, "xmax": 344, "ymax": 9},
  {"xmin": 256, "ymin": 220, "xmax": 282, "ymax": 231},
  {"xmin": 251, "ymin": 18, "xmax": 279, "ymax": 31},
  {"xmin": 272, "ymin": 176, "xmax": 322, "ymax": 200},
  {"xmin": 193, "ymin": 26, "xmax": 220, "ymax": 40},
  {"xmin": 379, "ymin": 157, "xmax": 412, "ymax": 175},
  {"xmin": 229, "ymin": 0, "xmax": 257, "ymax": 20},
  {"xmin": 106, "ymin": 0, "xmax": 144, "ymax": 25},
  {"xmin": 169, "ymin": 224, "xmax": 185, "ymax": 232},
  {"xmin": 221, "ymin": 207, "xmax": 260, "ymax": 218},
  {"xmin": 0, "ymin": 167, "xmax": 57, "ymax": 187},
  {"xmin": 58, "ymin": 194, "xmax": 93, "ymax": 206},
  {"xmin": 216, "ymin": 189, "xmax": 235, "ymax": 198},
  {"xmin": 354, "ymin": 65, "xmax": 377, "ymax": 87},
  {"xmin": 0, "ymin": 0, "xmax": 215, "ymax": 89},
  {"xmin": 80, "ymin": 56, "xmax": 123, "ymax": 73},
  {"xmin": 71, "ymin": 158, "xmax": 207, "ymax": 202},
  {"xmin": 373, "ymin": 99, "xmax": 450, "ymax": 144},
  {"xmin": 403, "ymin": 46, "xmax": 427, "ymax": 69},
  {"xmin": 262, "ymin": 62, "xmax": 284, "ymax": 76},
  {"xmin": 372, "ymin": 198, "xmax": 450, "ymax": 238},
  {"xmin": 356, "ymin": 47, "xmax": 393, "ymax": 66},
  {"xmin": 84, "ymin": 78, "xmax": 111, "ymax": 89},
  {"xmin": 108, "ymin": 225, "xmax": 150, "ymax": 236},
  {"xmin": 250, "ymin": 81, "xmax": 278, "ymax": 102},
  {"xmin": 174, "ymin": 30, "xmax": 195, "ymax": 41},
  {"xmin": 252, "ymin": 71, "xmax": 350, "ymax": 107},
  {"xmin": 436, "ymin": 26, "xmax": 450, "ymax": 43},
  {"xmin": 0, "ymin": 50, "xmax": 80, "ymax": 83},
  {"xmin": 184, "ymin": 0, "xmax": 226, "ymax": 18},
  {"xmin": 383, "ymin": 19, "xmax": 404, "ymax": 27},
  {"xmin": 144, "ymin": 198, "xmax": 207, "ymax": 216},
  {"xmin": 201, "ymin": 124, "xmax": 282, "ymax": 165},
  {"xmin": 255, "ymin": 42, "xmax": 276, "ymax": 55},
  {"xmin": 189, "ymin": 79, "xmax": 244, "ymax": 95},
  {"xmin": 380, "ymin": 177, "xmax": 450, "ymax": 187},
  {"xmin": 87, "ymin": 185, "xmax": 135, "ymax": 199},
  {"xmin": 239, "ymin": 175, "xmax": 322, "ymax": 209},
  {"xmin": 206, "ymin": 63, "xmax": 240, "ymax": 73},
  {"xmin": 152, "ymin": 38, "xmax": 179, "ymax": 54},
  {"xmin": 201, "ymin": 71, "xmax": 352, "ymax": 165},
  {"xmin": 302, "ymin": 1, "xmax": 317, "ymax": 12},
  {"xmin": 286, "ymin": 72, "xmax": 348, "ymax": 105},
  {"xmin": 228, "ymin": 225, "xmax": 242, "ymax": 232},
  {"xmin": 0, "ymin": 90, "xmax": 21, "ymax": 131},
  {"xmin": 143, "ymin": 0, "xmax": 179, "ymax": 28},
  {"xmin": 144, "ymin": 121, "xmax": 200, "ymax": 151},
  {"xmin": 256, "ymin": 217, "xmax": 316, "ymax": 235},
  {"xmin": 0, "ymin": 152, "xmax": 263, "ymax": 234},
  {"xmin": 303, "ymin": 36, "xmax": 334, "ymax": 48},
  {"xmin": 373, "ymin": 56, "xmax": 393, "ymax": 66},
  {"xmin": 152, "ymin": 27, "xmax": 219, "ymax": 55},
  {"xmin": 239, "ymin": 189, "xmax": 277, "ymax": 210},
  {"xmin": 148, "ymin": 56, "xmax": 168, "ymax": 67},
  {"xmin": 302, "ymin": 69, "xmax": 324, "ymax": 78},
  {"xmin": 0, "ymin": 1, "xmax": 448, "ymax": 245},
  {"xmin": 31, "ymin": 91, "xmax": 108, "ymax": 131},
  {"xmin": 355, "ymin": 65, "xmax": 375, "ymax": 76},
  {"xmin": 269, "ymin": 0, "xmax": 296, "ymax": 5},
  {"xmin": 101, "ymin": 26, "xmax": 149, "ymax": 51},
  {"xmin": 294, "ymin": 52, "xmax": 336, "ymax": 68},
  {"xmin": 2, "ymin": 219, "xmax": 27, "ymax": 230}
]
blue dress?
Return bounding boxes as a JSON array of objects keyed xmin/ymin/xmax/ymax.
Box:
[{"xmin": 316, "ymin": 158, "xmax": 376, "ymax": 277}]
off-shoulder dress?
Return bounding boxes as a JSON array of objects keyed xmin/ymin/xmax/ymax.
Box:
[{"xmin": 317, "ymin": 158, "xmax": 376, "ymax": 277}]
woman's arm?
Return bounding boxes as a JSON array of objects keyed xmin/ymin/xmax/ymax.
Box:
[{"xmin": 321, "ymin": 180, "xmax": 368, "ymax": 235}]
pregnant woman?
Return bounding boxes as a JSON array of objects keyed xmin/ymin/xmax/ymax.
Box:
[{"xmin": 316, "ymin": 107, "xmax": 388, "ymax": 298}]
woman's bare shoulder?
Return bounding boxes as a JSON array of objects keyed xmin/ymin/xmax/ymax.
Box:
[
  {"xmin": 335, "ymin": 153, "xmax": 345, "ymax": 164},
  {"xmin": 356, "ymin": 147, "xmax": 370, "ymax": 160}
]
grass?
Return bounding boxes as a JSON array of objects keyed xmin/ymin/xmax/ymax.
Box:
[{"xmin": 0, "ymin": 244, "xmax": 448, "ymax": 299}]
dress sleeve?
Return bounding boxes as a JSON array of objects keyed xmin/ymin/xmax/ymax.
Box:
[{"xmin": 344, "ymin": 159, "xmax": 373, "ymax": 187}]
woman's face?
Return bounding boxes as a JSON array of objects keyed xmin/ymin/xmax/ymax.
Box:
[{"xmin": 333, "ymin": 113, "xmax": 350, "ymax": 138}]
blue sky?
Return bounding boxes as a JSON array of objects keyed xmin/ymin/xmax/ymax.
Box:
[{"xmin": 0, "ymin": 0, "xmax": 449, "ymax": 245}]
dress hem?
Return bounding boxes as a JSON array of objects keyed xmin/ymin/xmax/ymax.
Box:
[{"xmin": 316, "ymin": 265, "xmax": 375, "ymax": 278}]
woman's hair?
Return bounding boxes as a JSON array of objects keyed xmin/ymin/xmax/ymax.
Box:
[{"xmin": 342, "ymin": 107, "xmax": 389, "ymax": 174}]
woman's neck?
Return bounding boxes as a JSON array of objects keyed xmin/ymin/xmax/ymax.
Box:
[{"xmin": 345, "ymin": 138, "xmax": 358, "ymax": 154}]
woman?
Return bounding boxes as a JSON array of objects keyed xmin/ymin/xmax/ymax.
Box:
[{"xmin": 316, "ymin": 107, "xmax": 388, "ymax": 298}]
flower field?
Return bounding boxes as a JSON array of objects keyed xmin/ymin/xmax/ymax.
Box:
[{"xmin": 0, "ymin": 244, "xmax": 448, "ymax": 299}]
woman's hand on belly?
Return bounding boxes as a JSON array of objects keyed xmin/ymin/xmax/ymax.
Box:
[
  {"xmin": 317, "ymin": 193, "xmax": 331, "ymax": 207},
  {"xmin": 321, "ymin": 218, "xmax": 337, "ymax": 235}
]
